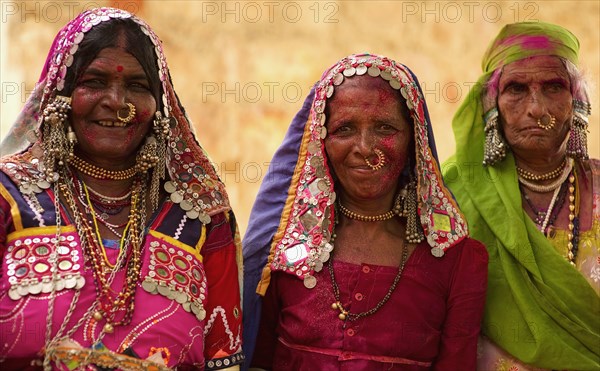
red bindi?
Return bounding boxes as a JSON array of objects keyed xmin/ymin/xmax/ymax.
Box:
[{"xmin": 116, "ymin": 65, "xmax": 123, "ymax": 72}]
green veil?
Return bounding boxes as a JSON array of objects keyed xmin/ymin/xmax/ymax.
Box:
[{"xmin": 443, "ymin": 22, "xmax": 599, "ymax": 369}]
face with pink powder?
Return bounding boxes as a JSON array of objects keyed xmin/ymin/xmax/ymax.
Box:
[
  {"xmin": 324, "ymin": 75, "xmax": 413, "ymax": 204},
  {"xmin": 70, "ymin": 47, "xmax": 156, "ymax": 168}
]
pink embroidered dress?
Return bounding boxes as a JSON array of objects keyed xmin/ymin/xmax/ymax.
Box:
[{"xmin": 0, "ymin": 8, "xmax": 243, "ymax": 371}]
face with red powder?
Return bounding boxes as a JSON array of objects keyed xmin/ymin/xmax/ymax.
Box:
[
  {"xmin": 324, "ymin": 75, "xmax": 412, "ymax": 204},
  {"xmin": 498, "ymin": 55, "xmax": 573, "ymax": 157},
  {"xmin": 70, "ymin": 47, "xmax": 156, "ymax": 168}
]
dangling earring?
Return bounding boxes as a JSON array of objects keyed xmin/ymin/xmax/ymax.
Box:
[
  {"xmin": 395, "ymin": 178, "xmax": 424, "ymax": 243},
  {"xmin": 483, "ymin": 108, "xmax": 507, "ymax": 166},
  {"xmin": 567, "ymin": 100, "xmax": 590, "ymax": 160},
  {"xmin": 147, "ymin": 111, "xmax": 172, "ymax": 210},
  {"xmin": 135, "ymin": 135, "xmax": 159, "ymax": 175},
  {"xmin": 42, "ymin": 95, "xmax": 74, "ymax": 180}
]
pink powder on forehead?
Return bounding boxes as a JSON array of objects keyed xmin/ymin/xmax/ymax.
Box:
[
  {"xmin": 500, "ymin": 35, "xmax": 553, "ymax": 51},
  {"xmin": 377, "ymin": 87, "xmax": 396, "ymax": 104}
]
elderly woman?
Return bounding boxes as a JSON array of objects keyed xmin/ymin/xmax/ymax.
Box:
[
  {"xmin": 0, "ymin": 8, "xmax": 243, "ymax": 370},
  {"xmin": 243, "ymin": 53, "xmax": 488, "ymax": 370},
  {"xmin": 443, "ymin": 22, "xmax": 600, "ymax": 370}
]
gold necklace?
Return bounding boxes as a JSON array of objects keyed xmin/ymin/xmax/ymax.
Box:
[
  {"xmin": 517, "ymin": 158, "xmax": 566, "ymax": 181},
  {"xmin": 69, "ymin": 155, "xmax": 137, "ymax": 180},
  {"xmin": 564, "ymin": 171, "xmax": 578, "ymax": 266},
  {"xmin": 328, "ymin": 243, "xmax": 409, "ymax": 321},
  {"xmin": 518, "ymin": 158, "xmax": 573, "ymax": 193},
  {"xmin": 338, "ymin": 202, "xmax": 395, "ymax": 222}
]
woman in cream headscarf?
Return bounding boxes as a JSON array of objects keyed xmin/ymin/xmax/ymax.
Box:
[{"xmin": 443, "ymin": 21, "xmax": 599, "ymax": 370}]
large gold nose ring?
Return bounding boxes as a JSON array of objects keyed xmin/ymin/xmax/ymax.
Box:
[
  {"xmin": 117, "ymin": 103, "xmax": 136, "ymax": 124},
  {"xmin": 536, "ymin": 113, "xmax": 556, "ymax": 130},
  {"xmin": 364, "ymin": 148, "xmax": 386, "ymax": 171}
]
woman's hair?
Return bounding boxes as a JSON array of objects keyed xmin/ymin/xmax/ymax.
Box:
[
  {"xmin": 482, "ymin": 56, "xmax": 589, "ymax": 113},
  {"xmin": 62, "ymin": 18, "xmax": 162, "ymax": 110}
]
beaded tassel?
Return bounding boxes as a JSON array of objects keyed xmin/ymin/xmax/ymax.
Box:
[
  {"xmin": 567, "ymin": 112, "xmax": 589, "ymax": 160},
  {"xmin": 482, "ymin": 108, "xmax": 507, "ymax": 166},
  {"xmin": 403, "ymin": 180, "xmax": 424, "ymax": 243},
  {"xmin": 149, "ymin": 112, "xmax": 171, "ymax": 210},
  {"xmin": 42, "ymin": 95, "xmax": 74, "ymax": 181},
  {"xmin": 567, "ymin": 99, "xmax": 591, "ymax": 160}
]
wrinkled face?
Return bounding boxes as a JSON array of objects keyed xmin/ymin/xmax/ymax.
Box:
[
  {"xmin": 324, "ymin": 75, "xmax": 412, "ymax": 203},
  {"xmin": 498, "ymin": 55, "xmax": 573, "ymax": 156},
  {"xmin": 70, "ymin": 47, "xmax": 157, "ymax": 164}
]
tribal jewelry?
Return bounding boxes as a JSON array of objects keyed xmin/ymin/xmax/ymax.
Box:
[
  {"xmin": 521, "ymin": 182, "xmax": 567, "ymax": 228},
  {"xmin": 329, "ymin": 243, "xmax": 409, "ymax": 321},
  {"xmin": 483, "ymin": 107, "xmax": 507, "ymax": 166},
  {"xmin": 117, "ymin": 103, "xmax": 136, "ymax": 124},
  {"xmin": 364, "ymin": 148, "xmax": 386, "ymax": 171},
  {"xmin": 564, "ymin": 171, "xmax": 579, "ymax": 266},
  {"xmin": 85, "ymin": 182, "xmax": 132, "ymax": 202},
  {"xmin": 338, "ymin": 202, "xmax": 395, "ymax": 222},
  {"xmin": 517, "ymin": 158, "xmax": 566, "ymax": 181},
  {"xmin": 518, "ymin": 158, "xmax": 573, "ymax": 193},
  {"xmin": 536, "ymin": 113, "xmax": 556, "ymax": 130},
  {"xmin": 69, "ymin": 155, "xmax": 137, "ymax": 180}
]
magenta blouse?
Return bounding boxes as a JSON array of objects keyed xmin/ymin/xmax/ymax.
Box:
[{"xmin": 253, "ymin": 238, "xmax": 488, "ymax": 370}]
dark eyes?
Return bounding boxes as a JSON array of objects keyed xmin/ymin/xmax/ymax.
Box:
[
  {"xmin": 378, "ymin": 124, "xmax": 397, "ymax": 133},
  {"xmin": 78, "ymin": 78, "xmax": 150, "ymax": 91},
  {"xmin": 503, "ymin": 83, "xmax": 527, "ymax": 94},
  {"xmin": 503, "ymin": 82, "xmax": 567, "ymax": 95},
  {"xmin": 328, "ymin": 122, "xmax": 398, "ymax": 135}
]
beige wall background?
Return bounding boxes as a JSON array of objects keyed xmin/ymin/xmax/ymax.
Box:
[{"xmin": 1, "ymin": 0, "xmax": 599, "ymax": 235}]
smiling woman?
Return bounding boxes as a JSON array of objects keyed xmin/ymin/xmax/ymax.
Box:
[
  {"xmin": 242, "ymin": 53, "xmax": 488, "ymax": 370},
  {"xmin": 0, "ymin": 8, "xmax": 243, "ymax": 371}
]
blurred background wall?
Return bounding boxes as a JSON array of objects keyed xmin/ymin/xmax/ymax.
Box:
[{"xmin": 1, "ymin": 0, "xmax": 599, "ymax": 235}]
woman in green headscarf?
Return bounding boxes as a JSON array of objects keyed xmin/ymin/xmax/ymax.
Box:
[{"xmin": 443, "ymin": 22, "xmax": 599, "ymax": 370}]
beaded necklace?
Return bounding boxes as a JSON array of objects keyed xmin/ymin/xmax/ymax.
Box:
[
  {"xmin": 338, "ymin": 202, "xmax": 395, "ymax": 222},
  {"xmin": 517, "ymin": 158, "xmax": 566, "ymax": 181},
  {"xmin": 73, "ymin": 179, "xmax": 129, "ymax": 238},
  {"xmin": 520, "ymin": 166, "xmax": 580, "ymax": 266},
  {"xmin": 521, "ymin": 182, "xmax": 568, "ymax": 231},
  {"xmin": 61, "ymin": 174, "xmax": 147, "ymax": 334},
  {"xmin": 327, "ymin": 210, "xmax": 410, "ymax": 322},
  {"xmin": 328, "ymin": 240, "xmax": 409, "ymax": 322},
  {"xmin": 518, "ymin": 158, "xmax": 573, "ymax": 193},
  {"xmin": 43, "ymin": 172, "xmax": 147, "ymax": 370},
  {"xmin": 564, "ymin": 171, "xmax": 580, "ymax": 265},
  {"xmin": 69, "ymin": 155, "xmax": 137, "ymax": 180}
]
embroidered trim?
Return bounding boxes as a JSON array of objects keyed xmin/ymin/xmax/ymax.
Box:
[
  {"xmin": 205, "ymin": 352, "xmax": 245, "ymax": 370},
  {"xmin": 141, "ymin": 236, "xmax": 207, "ymax": 320},
  {"xmin": 4, "ymin": 229, "xmax": 85, "ymax": 300},
  {"xmin": 204, "ymin": 306, "xmax": 242, "ymax": 351},
  {"xmin": 46, "ymin": 345, "xmax": 172, "ymax": 371}
]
